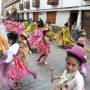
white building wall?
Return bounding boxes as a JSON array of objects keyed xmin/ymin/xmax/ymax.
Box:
[
  {"xmin": 29, "ymin": 0, "xmax": 62, "ymax": 10},
  {"xmin": 56, "ymin": 11, "xmax": 70, "ymax": 26},
  {"xmin": 29, "ymin": 13, "xmax": 33, "ymax": 19},
  {"xmin": 61, "ymin": 0, "xmax": 90, "ymax": 8},
  {"xmin": 62, "ymin": 0, "xmax": 82, "ymax": 7},
  {"xmin": 4, "ymin": 0, "xmax": 90, "ymax": 26},
  {"xmin": 4, "ymin": 0, "xmax": 90, "ymax": 15},
  {"xmin": 39, "ymin": 0, "xmax": 61, "ymax": 9},
  {"xmin": 24, "ymin": 13, "xmax": 27, "ymax": 20},
  {"xmin": 29, "ymin": 0, "xmax": 90, "ymax": 11}
]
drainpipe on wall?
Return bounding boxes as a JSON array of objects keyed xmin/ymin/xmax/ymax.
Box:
[
  {"xmin": 76, "ymin": 10, "xmax": 82, "ymax": 31},
  {"xmin": 76, "ymin": 0, "xmax": 83, "ymax": 31}
]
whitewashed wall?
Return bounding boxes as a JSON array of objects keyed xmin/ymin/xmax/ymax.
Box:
[
  {"xmin": 62, "ymin": 0, "xmax": 90, "ymax": 7},
  {"xmin": 62, "ymin": 0, "xmax": 82, "ymax": 7},
  {"xmin": 39, "ymin": 0, "xmax": 61, "ymax": 9},
  {"xmin": 29, "ymin": 0, "xmax": 90, "ymax": 11},
  {"xmin": 24, "ymin": 13, "xmax": 27, "ymax": 20},
  {"xmin": 4, "ymin": 0, "xmax": 90, "ymax": 14},
  {"xmin": 29, "ymin": 0, "xmax": 62, "ymax": 10},
  {"xmin": 29, "ymin": 13, "xmax": 33, "ymax": 19},
  {"xmin": 56, "ymin": 11, "xmax": 70, "ymax": 26}
]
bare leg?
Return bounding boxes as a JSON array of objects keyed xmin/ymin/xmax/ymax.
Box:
[
  {"xmin": 37, "ymin": 54, "xmax": 45, "ymax": 62},
  {"xmin": 28, "ymin": 69, "xmax": 36, "ymax": 79},
  {"xmin": 42, "ymin": 54, "xmax": 48, "ymax": 64},
  {"xmin": 11, "ymin": 81, "xmax": 22, "ymax": 90}
]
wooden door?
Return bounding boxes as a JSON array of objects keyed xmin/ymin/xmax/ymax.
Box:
[
  {"xmin": 47, "ymin": 11, "xmax": 56, "ymax": 24},
  {"xmin": 33, "ymin": 12, "xmax": 39, "ymax": 22},
  {"xmin": 82, "ymin": 11, "xmax": 90, "ymax": 39}
]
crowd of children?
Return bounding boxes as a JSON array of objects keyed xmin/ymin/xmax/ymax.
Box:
[
  {"xmin": 52, "ymin": 24, "xmax": 88, "ymax": 90},
  {"xmin": 0, "ymin": 30, "xmax": 36, "ymax": 90},
  {"xmin": 0, "ymin": 19, "xmax": 89, "ymax": 90}
]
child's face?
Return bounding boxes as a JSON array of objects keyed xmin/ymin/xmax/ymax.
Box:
[{"xmin": 65, "ymin": 56, "xmax": 80, "ymax": 73}]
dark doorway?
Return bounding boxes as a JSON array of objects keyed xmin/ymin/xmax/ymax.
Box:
[
  {"xmin": 69, "ymin": 11, "xmax": 78, "ymax": 28},
  {"xmin": 82, "ymin": 11, "xmax": 90, "ymax": 39}
]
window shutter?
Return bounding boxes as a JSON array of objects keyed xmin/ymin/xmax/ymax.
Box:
[
  {"xmin": 47, "ymin": 0, "xmax": 58, "ymax": 5},
  {"xmin": 32, "ymin": 0, "xmax": 40, "ymax": 8}
]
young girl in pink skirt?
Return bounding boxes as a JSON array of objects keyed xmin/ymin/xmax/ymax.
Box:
[
  {"xmin": 28, "ymin": 24, "xmax": 43, "ymax": 48},
  {"xmin": 18, "ymin": 21, "xmax": 25, "ymax": 36},
  {"xmin": 0, "ymin": 31, "xmax": 36, "ymax": 90},
  {"xmin": 36, "ymin": 27, "xmax": 50, "ymax": 65}
]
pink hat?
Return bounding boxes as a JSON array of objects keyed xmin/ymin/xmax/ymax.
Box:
[{"xmin": 66, "ymin": 46, "xmax": 87, "ymax": 63}]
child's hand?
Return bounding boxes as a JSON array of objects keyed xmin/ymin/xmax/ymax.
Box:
[{"xmin": 51, "ymin": 76, "xmax": 61, "ymax": 80}]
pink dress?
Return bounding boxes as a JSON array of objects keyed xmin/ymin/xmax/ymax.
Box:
[
  {"xmin": 28, "ymin": 28, "xmax": 43, "ymax": 47},
  {"xmin": 0, "ymin": 43, "xmax": 32, "ymax": 90},
  {"xmin": 18, "ymin": 23, "xmax": 25, "ymax": 36},
  {"xmin": 0, "ymin": 53, "xmax": 30, "ymax": 90},
  {"xmin": 36, "ymin": 36, "xmax": 50, "ymax": 54}
]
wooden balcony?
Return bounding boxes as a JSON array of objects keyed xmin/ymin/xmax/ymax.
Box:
[
  {"xmin": 24, "ymin": 1, "xmax": 30, "ymax": 9},
  {"xmin": 47, "ymin": 0, "xmax": 58, "ymax": 5},
  {"xmin": 19, "ymin": 4, "xmax": 24, "ymax": 10},
  {"xmin": 32, "ymin": 0, "xmax": 40, "ymax": 8}
]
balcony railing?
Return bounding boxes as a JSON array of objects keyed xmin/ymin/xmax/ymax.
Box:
[
  {"xmin": 47, "ymin": 0, "xmax": 58, "ymax": 5},
  {"xmin": 32, "ymin": 0, "xmax": 40, "ymax": 8}
]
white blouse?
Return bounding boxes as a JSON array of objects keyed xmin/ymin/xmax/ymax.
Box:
[
  {"xmin": 56, "ymin": 70, "xmax": 85, "ymax": 90},
  {"xmin": 5, "ymin": 43, "xmax": 19, "ymax": 63}
]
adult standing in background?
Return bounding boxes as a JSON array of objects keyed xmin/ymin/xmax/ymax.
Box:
[{"xmin": 37, "ymin": 18, "xmax": 44, "ymax": 27}]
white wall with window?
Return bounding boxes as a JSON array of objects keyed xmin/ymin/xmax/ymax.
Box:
[{"xmin": 56, "ymin": 11, "xmax": 70, "ymax": 26}]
